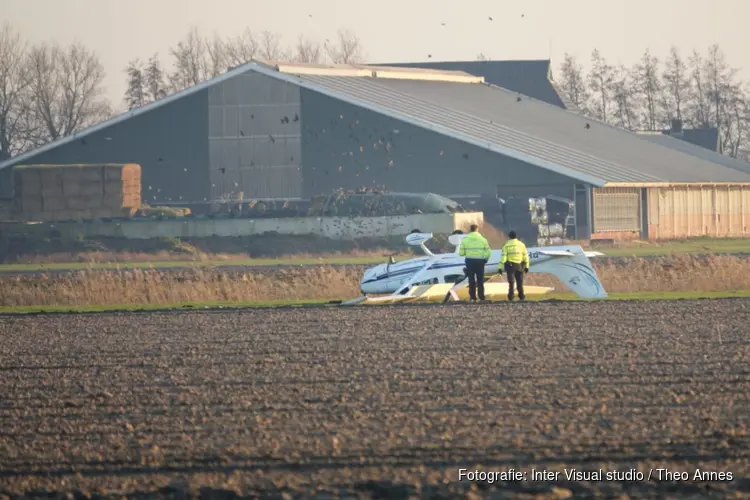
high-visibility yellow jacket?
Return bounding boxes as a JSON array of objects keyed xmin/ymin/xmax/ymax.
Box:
[
  {"xmin": 500, "ymin": 238, "xmax": 529, "ymax": 268},
  {"xmin": 458, "ymin": 232, "xmax": 491, "ymax": 260}
]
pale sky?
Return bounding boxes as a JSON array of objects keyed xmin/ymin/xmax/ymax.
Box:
[{"xmin": 2, "ymin": 0, "xmax": 748, "ymax": 111}]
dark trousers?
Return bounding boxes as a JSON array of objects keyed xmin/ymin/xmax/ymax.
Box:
[
  {"xmin": 464, "ymin": 258, "xmax": 486, "ymax": 300},
  {"xmin": 505, "ymin": 262, "xmax": 525, "ymax": 300}
]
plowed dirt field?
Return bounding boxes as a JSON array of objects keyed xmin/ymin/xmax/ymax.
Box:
[{"xmin": 2, "ymin": 299, "xmax": 750, "ymax": 499}]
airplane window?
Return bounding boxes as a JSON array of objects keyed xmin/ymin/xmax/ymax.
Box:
[{"xmin": 444, "ymin": 275, "xmax": 464, "ymax": 283}]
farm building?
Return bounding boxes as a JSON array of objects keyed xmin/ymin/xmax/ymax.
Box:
[
  {"xmin": 382, "ymin": 59, "xmax": 722, "ymax": 153},
  {"xmin": 1, "ymin": 59, "xmax": 750, "ymax": 240}
]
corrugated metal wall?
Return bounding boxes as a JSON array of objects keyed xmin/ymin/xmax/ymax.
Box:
[
  {"xmin": 0, "ymin": 90, "xmax": 210, "ymax": 204},
  {"xmin": 647, "ymin": 185, "xmax": 750, "ymax": 239},
  {"xmin": 592, "ymin": 187, "xmax": 642, "ymax": 233},
  {"xmin": 299, "ymin": 89, "xmax": 578, "ymax": 199},
  {"xmin": 208, "ymin": 71, "xmax": 302, "ymax": 199}
]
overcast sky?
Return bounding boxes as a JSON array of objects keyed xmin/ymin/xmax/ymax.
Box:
[{"xmin": 2, "ymin": 0, "xmax": 748, "ymax": 110}]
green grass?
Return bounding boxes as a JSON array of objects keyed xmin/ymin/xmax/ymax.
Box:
[
  {"xmin": 0, "ymin": 298, "xmax": 340, "ymax": 314},
  {"xmin": 595, "ymin": 237, "xmax": 750, "ymax": 257},
  {"xmin": 0, "ymin": 255, "xmax": 393, "ymax": 272},
  {"xmin": 2, "ymin": 290, "xmax": 749, "ymax": 314}
]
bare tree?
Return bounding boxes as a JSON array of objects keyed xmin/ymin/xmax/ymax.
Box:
[
  {"xmin": 587, "ymin": 49, "xmax": 615, "ymax": 123},
  {"xmin": 324, "ymin": 29, "xmax": 364, "ymax": 64},
  {"xmin": 144, "ymin": 54, "xmax": 168, "ymax": 102},
  {"xmin": 661, "ymin": 46, "xmax": 690, "ymax": 123},
  {"xmin": 257, "ymin": 30, "xmax": 287, "ymax": 61},
  {"xmin": 0, "ymin": 22, "xmax": 34, "ymax": 160},
  {"xmin": 633, "ymin": 49, "xmax": 662, "ymax": 130},
  {"xmin": 224, "ymin": 28, "xmax": 259, "ymax": 67},
  {"xmin": 27, "ymin": 41, "xmax": 111, "ymax": 143},
  {"xmin": 204, "ymin": 34, "xmax": 229, "ymax": 78},
  {"xmin": 555, "ymin": 53, "xmax": 589, "ymax": 112},
  {"xmin": 124, "ymin": 59, "xmax": 146, "ymax": 110},
  {"xmin": 704, "ymin": 44, "xmax": 740, "ymax": 153},
  {"xmin": 610, "ymin": 65, "xmax": 639, "ymax": 130},
  {"xmin": 721, "ymin": 84, "xmax": 748, "ymax": 157},
  {"xmin": 687, "ymin": 49, "xmax": 711, "ymax": 128},
  {"xmin": 294, "ymin": 36, "xmax": 322, "ymax": 63},
  {"xmin": 168, "ymin": 26, "xmax": 210, "ymax": 92}
]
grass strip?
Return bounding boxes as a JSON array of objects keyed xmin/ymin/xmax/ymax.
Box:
[{"xmin": 2, "ymin": 290, "xmax": 749, "ymax": 315}]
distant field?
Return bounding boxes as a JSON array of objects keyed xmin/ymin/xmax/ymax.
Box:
[
  {"xmin": 1, "ymin": 237, "xmax": 750, "ymax": 273},
  {"xmin": 592, "ymin": 237, "xmax": 750, "ymax": 257},
  {"xmin": 2, "ymin": 254, "xmax": 749, "ymax": 309},
  {"xmin": 0, "ymin": 255, "xmax": 398, "ymax": 273}
]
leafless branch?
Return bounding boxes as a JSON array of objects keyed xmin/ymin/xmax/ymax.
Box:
[
  {"xmin": 324, "ymin": 29, "xmax": 363, "ymax": 64},
  {"xmin": 0, "ymin": 22, "xmax": 34, "ymax": 159},
  {"xmin": 294, "ymin": 35, "xmax": 322, "ymax": 64}
]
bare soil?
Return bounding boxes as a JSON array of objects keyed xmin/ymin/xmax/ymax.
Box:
[{"xmin": 2, "ymin": 300, "xmax": 750, "ymax": 498}]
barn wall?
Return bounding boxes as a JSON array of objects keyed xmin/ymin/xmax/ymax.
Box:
[
  {"xmin": 0, "ymin": 90, "xmax": 210, "ymax": 204},
  {"xmin": 299, "ymin": 89, "xmax": 577, "ymax": 201},
  {"xmin": 591, "ymin": 187, "xmax": 642, "ymax": 239},
  {"xmin": 646, "ymin": 185, "xmax": 750, "ymax": 239},
  {"xmin": 208, "ymin": 71, "xmax": 302, "ymax": 199}
]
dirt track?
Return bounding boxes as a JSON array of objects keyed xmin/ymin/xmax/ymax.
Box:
[{"xmin": 2, "ymin": 300, "xmax": 750, "ymax": 499}]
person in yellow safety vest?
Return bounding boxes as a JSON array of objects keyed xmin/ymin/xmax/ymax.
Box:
[
  {"xmin": 500, "ymin": 230, "xmax": 530, "ymax": 301},
  {"xmin": 458, "ymin": 224, "xmax": 492, "ymax": 302}
]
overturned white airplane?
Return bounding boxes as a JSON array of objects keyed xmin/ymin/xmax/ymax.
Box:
[{"xmin": 342, "ymin": 231, "xmax": 608, "ymax": 305}]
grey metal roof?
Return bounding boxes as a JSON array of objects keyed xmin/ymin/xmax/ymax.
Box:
[
  {"xmin": 638, "ymin": 133, "xmax": 750, "ymax": 175},
  {"xmin": 287, "ymin": 73, "xmax": 750, "ymax": 184},
  {"xmin": 375, "ymin": 60, "xmax": 568, "ymax": 109}
]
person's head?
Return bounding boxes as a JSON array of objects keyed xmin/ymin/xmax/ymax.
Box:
[
  {"xmin": 508, "ymin": 230, "xmax": 517, "ymax": 239},
  {"xmin": 469, "ymin": 224, "xmax": 478, "ymax": 232}
]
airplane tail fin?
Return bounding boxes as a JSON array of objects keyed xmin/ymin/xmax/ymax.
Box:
[{"xmin": 532, "ymin": 246, "xmax": 608, "ymax": 298}]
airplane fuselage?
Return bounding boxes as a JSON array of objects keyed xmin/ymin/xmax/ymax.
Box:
[{"xmin": 361, "ymin": 246, "xmax": 565, "ymax": 295}]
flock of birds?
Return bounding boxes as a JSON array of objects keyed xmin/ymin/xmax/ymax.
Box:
[{"xmin": 62, "ymin": 9, "xmax": 607, "ymax": 212}]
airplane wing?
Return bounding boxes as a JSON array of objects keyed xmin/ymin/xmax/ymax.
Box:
[
  {"xmin": 584, "ymin": 251, "xmax": 606, "ymax": 258},
  {"xmin": 538, "ymin": 250, "xmax": 606, "ymax": 258},
  {"xmin": 538, "ymin": 250, "xmax": 575, "ymax": 257}
]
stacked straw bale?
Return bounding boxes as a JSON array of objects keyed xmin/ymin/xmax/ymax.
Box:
[{"xmin": 12, "ymin": 163, "xmax": 141, "ymax": 222}]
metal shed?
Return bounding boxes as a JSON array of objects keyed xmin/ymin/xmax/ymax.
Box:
[{"xmin": 591, "ymin": 183, "xmax": 750, "ymax": 240}]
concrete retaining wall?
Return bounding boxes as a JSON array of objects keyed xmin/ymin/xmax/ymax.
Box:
[{"xmin": 4, "ymin": 212, "xmax": 484, "ymax": 240}]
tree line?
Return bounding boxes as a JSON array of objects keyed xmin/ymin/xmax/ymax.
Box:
[
  {"xmin": 1, "ymin": 19, "xmax": 747, "ymax": 163},
  {"xmin": 123, "ymin": 26, "xmax": 365, "ymax": 110},
  {"xmin": 552, "ymin": 46, "xmax": 749, "ymax": 159}
]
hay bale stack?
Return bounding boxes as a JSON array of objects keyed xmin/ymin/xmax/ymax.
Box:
[{"xmin": 12, "ymin": 163, "xmax": 142, "ymax": 222}]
